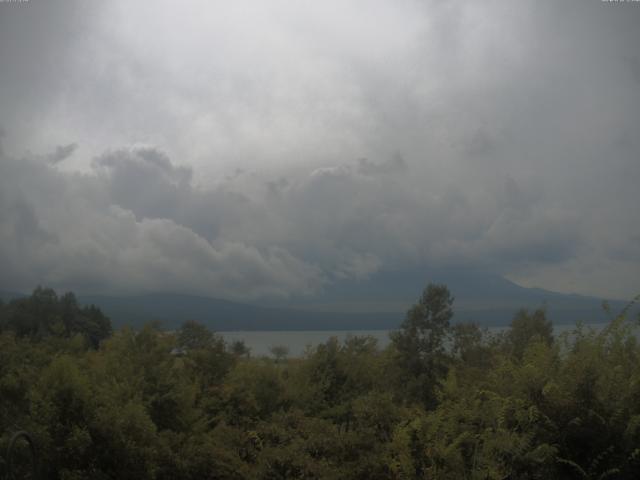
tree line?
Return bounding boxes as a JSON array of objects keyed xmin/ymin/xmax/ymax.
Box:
[{"xmin": 0, "ymin": 285, "xmax": 639, "ymax": 479}]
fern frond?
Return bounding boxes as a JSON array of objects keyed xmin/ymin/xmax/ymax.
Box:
[
  {"xmin": 556, "ymin": 457, "xmax": 587, "ymax": 479},
  {"xmin": 597, "ymin": 468, "xmax": 620, "ymax": 480}
]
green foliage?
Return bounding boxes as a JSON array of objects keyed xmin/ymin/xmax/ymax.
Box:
[
  {"xmin": 1, "ymin": 286, "xmax": 640, "ymax": 479},
  {"xmin": 390, "ymin": 283, "xmax": 454, "ymax": 408},
  {"xmin": 269, "ymin": 345, "xmax": 289, "ymax": 364},
  {"xmin": 177, "ymin": 320, "xmax": 218, "ymax": 350},
  {"xmin": 507, "ymin": 308, "xmax": 554, "ymax": 360},
  {"xmin": 0, "ymin": 287, "xmax": 112, "ymax": 347}
]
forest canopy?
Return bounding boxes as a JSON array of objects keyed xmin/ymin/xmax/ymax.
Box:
[{"xmin": 1, "ymin": 286, "xmax": 639, "ymax": 479}]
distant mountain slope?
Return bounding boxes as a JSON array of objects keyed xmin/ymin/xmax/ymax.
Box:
[
  {"xmin": 271, "ymin": 267, "xmax": 617, "ymax": 311},
  {"xmin": 77, "ymin": 293, "xmax": 399, "ymax": 331},
  {"xmin": 258, "ymin": 267, "xmax": 633, "ymax": 328},
  {"xmin": 3, "ymin": 269, "xmax": 635, "ymax": 331}
]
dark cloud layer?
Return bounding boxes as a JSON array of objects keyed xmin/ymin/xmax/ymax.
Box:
[
  {"xmin": 0, "ymin": 146, "xmax": 324, "ymax": 299},
  {"xmin": 0, "ymin": 144, "xmax": 622, "ymax": 300},
  {"xmin": 0, "ymin": 0, "xmax": 639, "ymax": 299}
]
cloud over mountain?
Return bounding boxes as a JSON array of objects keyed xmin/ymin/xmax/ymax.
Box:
[{"xmin": 0, "ymin": 0, "xmax": 638, "ymax": 299}]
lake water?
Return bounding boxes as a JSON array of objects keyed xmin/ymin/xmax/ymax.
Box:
[{"xmin": 221, "ymin": 323, "xmax": 610, "ymax": 357}]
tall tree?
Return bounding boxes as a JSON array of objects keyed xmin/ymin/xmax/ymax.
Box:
[
  {"xmin": 507, "ymin": 308, "xmax": 553, "ymax": 360},
  {"xmin": 177, "ymin": 320, "xmax": 216, "ymax": 350},
  {"xmin": 390, "ymin": 283, "xmax": 454, "ymax": 408}
]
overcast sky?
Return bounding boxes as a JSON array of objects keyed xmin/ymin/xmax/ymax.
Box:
[{"xmin": 0, "ymin": 0, "xmax": 638, "ymax": 301}]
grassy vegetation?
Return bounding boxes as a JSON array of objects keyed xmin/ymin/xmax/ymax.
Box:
[{"xmin": 1, "ymin": 287, "xmax": 639, "ymax": 479}]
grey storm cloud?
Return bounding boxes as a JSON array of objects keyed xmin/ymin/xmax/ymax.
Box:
[
  {"xmin": 0, "ymin": 0, "xmax": 639, "ymax": 299},
  {"xmin": 0, "ymin": 144, "xmax": 599, "ymax": 300},
  {"xmin": 0, "ymin": 147, "xmax": 324, "ymax": 299},
  {"xmin": 47, "ymin": 143, "xmax": 78, "ymax": 164},
  {"xmin": 356, "ymin": 155, "xmax": 407, "ymax": 176}
]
